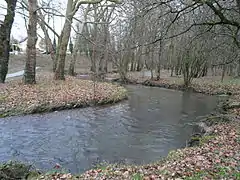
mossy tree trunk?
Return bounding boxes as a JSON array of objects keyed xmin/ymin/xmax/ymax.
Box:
[{"xmin": 0, "ymin": 0, "xmax": 17, "ymax": 83}]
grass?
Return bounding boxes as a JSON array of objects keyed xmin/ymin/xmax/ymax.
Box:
[
  {"xmin": 199, "ymin": 135, "xmax": 216, "ymax": 146},
  {"xmin": 0, "ymin": 161, "xmax": 36, "ymax": 180},
  {"xmin": 185, "ymin": 167, "xmax": 240, "ymax": 180},
  {"xmin": 189, "ymin": 135, "xmax": 217, "ymax": 147},
  {"xmin": 132, "ymin": 173, "xmax": 143, "ymax": 180}
]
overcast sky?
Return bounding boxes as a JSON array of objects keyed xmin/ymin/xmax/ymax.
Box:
[
  {"xmin": 0, "ymin": 0, "xmax": 69, "ymax": 42},
  {"xmin": 0, "ymin": 1, "xmax": 117, "ymax": 45}
]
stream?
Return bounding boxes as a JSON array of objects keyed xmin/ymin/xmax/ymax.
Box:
[{"xmin": 0, "ymin": 85, "xmax": 219, "ymax": 173}]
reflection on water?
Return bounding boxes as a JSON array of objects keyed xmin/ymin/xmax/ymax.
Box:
[
  {"xmin": 0, "ymin": 85, "xmax": 218, "ymax": 173},
  {"xmin": 6, "ymin": 67, "xmax": 40, "ymax": 78}
]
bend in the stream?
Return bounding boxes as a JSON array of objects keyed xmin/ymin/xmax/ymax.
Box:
[{"xmin": 0, "ymin": 85, "xmax": 219, "ymax": 173}]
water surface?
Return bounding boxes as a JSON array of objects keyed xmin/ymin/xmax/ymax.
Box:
[
  {"xmin": 6, "ymin": 67, "xmax": 40, "ymax": 78},
  {"xmin": 0, "ymin": 85, "xmax": 218, "ymax": 173}
]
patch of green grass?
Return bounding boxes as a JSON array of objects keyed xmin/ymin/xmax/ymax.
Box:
[
  {"xmin": 0, "ymin": 113, "xmax": 7, "ymax": 118},
  {"xmin": 0, "ymin": 161, "xmax": 35, "ymax": 180},
  {"xmin": 132, "ymin": 173, "xmax": 143, "ymax": 180},
  {"xmin": 0, "ymin": 94, "xmax": 7, "ymax": 103},
  {"xmin": 184, "ymin": 171, "xmax": 207, "ymax": 180},
  {"xmin": 236, "ymin": 127, "xmax": 240, "ymax": 143},
  {"xmin": 233, "ymin": 172, "xmax": 240, "ymax": 179},
  {"xmin": 199, "ymin": 135, "xmax": 216, "ymax": 145},
  {"xmin": 223, "ymin": 78, "xmax": 240, "ymax": 85},
  {"xmin": 204, "ymin": 115, "xmax": 230, "ymax": 126},
  {"xmin": 44, "ymin": 167, "xmax": 70, "ymax": 177},
  {"xmin": 167, "ymin": 150, "xmax": 184, "ymax": 160},
  {"xmin": 214, "ymin": 166, "xmax": 240, "ymax": 179},
  {"xmin": 94, "ymin": 163, "xmax": 108, "ymax": 171},
  {"xmin": 185, "ymin": 166, "xmax": 240, "ymax": 180}
]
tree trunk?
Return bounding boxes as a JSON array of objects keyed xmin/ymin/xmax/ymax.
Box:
[
  {"xmin": 170, "ymin": 66, "xmax": 174, "ymax": 77},
  {"xmin": 156, "ymin": 40, "xmax": 162, "ymax": 80},
  {"xmin": 23, "ymin": 0, "xmax": 38, "ymax": 84},
  {"xmin": 54, "ymin": 0, "xmax": 73, "ymax": 80},
  {"xmin": 99, "ymin": 25, "xmax": 109, "ymax": 75},
  {"xmin": 136, "ymin": 47, "xmax": 142, "ymax": 71},
  {"xmin": 237, "ymin": 58, "xmax": 240, "ymax": 77},
  {"xmin": 183, "ymin": 52, "xmax": 191, "ymax": 88},
  {"xmin": 130, "ymin": 58, "xmax": 134, "ymax": 71},
  {"xmin": 0, "ymin": 0, "xmax": 17, "ymax": 83},
  {"xmin": 54, "ymin": 17, "xmax": 73, "ymax": 80},
  {"xmin": 68, "ymin": 28, "xmax": 81, "ymax": 76},
  {"xmin": 38, "ymin": 9, "xmax": 56, "ymax": 71},
  {"xmin": 68, "ymin": 45, "xmax": 78, "ymax": 76},
  {"xmin": 150, "ymin": 46, "xmax": 154, "ymax": 80},
  {"xmin": 68, "ymin": 54, "xmax": 77, "ymax": 76},
  {"xmin": 227, "ymin": 64, "xmax": 234, "ymax": 76},
  {"xmin": 221, "ymin": 65, "xmax": 226, "ymax": 83}
]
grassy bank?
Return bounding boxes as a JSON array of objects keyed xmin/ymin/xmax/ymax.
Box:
[{"xmin": 0, "ymin": 74, "xmax": 127, "ymax": 117}]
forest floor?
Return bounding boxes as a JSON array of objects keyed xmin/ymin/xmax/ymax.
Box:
[
  {"xmin": 106, "ymin": 71, "xmax": 240, "ymax": 95},
  {"xmin": 1, "ymin": 54, "xmax": 126, "ymax": 117},
  {"xmin": 0, "ymin": 74, "xmax": 127, "ymax": 117}
]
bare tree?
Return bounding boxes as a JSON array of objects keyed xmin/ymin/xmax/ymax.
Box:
[
  {"xmin": 0, "ymin": 0, "xmax": 17, "ymax": 83},
  {"xmin": 54, "ymin": 0, "xmax": 120, "ymax": 80},
  {"xmin": 23, "ymin": 0, "xmax": 38, "ymax": 84},
  {"xmin": 68, "ymin": 5, "xmax": 91, "ymax": 76}
]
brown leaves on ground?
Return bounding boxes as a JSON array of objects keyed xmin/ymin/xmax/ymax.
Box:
[
  {"xmin": 191, "ymin": 79, "xmax": 240, "ymax": 95},
  {"xmin": 145, "ymin": 78, "xmax": 240, "ymax": 95},
  {"xmin": 124, "ymin": 71, "xmax": 240, "ymax": 95},
  {"xmin": 0, "ymin": 74, "xmax": 127, "ymax": 117}
]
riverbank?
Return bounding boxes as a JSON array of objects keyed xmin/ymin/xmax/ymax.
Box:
[
  {"xmin": 1, "ymin": 72, "xmax": 240, "ymax": 179},
  {"xmin": 0, "ymin": 74, "xmax": 127, "ymax": 117},
  {"xmin": 1, "ymin": 95, "xmax": 239, "ymax": 179},
  {"xmin": 104, "ymin": 70, "xmax": 240, "ymax": 95},
  {"xmin": 141, "ymin": 79, "xmax": 240, "ymax": 96},
  {"xmin": 79, "ymin": 119, "xmax": 240, "ymax": 180}
]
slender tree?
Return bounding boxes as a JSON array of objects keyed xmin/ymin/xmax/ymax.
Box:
[
  {"xmin": 23, "ymin": 0, "xmax": 38, "ymax": 84},
  {"xmin": 0, "ymin": 0, "xmax": 17, "ymax": 83},
  {"xmin": 54, "ymin": 0, "xmax": 120, "ymax": 80}
]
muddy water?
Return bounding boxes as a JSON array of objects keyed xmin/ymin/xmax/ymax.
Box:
[{"xmin": 0, "ymin": 85, "xmax": 218, "ymax": 173}]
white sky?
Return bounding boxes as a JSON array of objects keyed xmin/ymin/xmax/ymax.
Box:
[
  {"xmin": 0, "ymin": 0, "xmax": 70, "ymax": 42},
  {"xmin": 0, "ymin": 0, "xmax": 120, "ymax": 44}
]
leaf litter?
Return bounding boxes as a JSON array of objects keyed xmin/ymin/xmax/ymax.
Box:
[{"xmin": 0, "ymin": 74, "xmax": 127, "ymax": 117}]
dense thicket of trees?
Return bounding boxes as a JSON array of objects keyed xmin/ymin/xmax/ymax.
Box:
[
  {"xmin": 0, "ymin": 0, "xmax": 240, "ymax": 86},
  {"xmin": 112, "ymin": 0, "xmax": 240, "ymax": 86}
]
